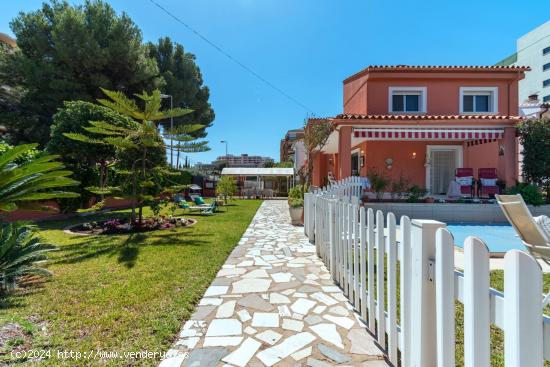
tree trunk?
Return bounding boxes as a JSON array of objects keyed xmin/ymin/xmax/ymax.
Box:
[
  {"xmin": 138, "ymin": 148, "xmax": 148, "ymax": 225},
  {"xmin": 176, "ymin": 147, "xmax": 180, "ymax": 169}
]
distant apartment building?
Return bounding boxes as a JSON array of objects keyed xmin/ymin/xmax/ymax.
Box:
[
  {"xmin": 280, "ymin": 128, "xmax": 304, "ymax": 163},
  {"xmin": 497, "ymin": 20, "xmax": 550, "ymax": 106},
  {"xmin": 213, "ymin": 154, "xmax": 274, "ymax": 168}
]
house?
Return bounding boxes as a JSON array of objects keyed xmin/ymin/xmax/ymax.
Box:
[
  {"xmin": 308, "ymin": 65, "xmax": 529, "ymax": 194},
  {"xmin": 280, "ymin": 128, "xmax": 304, "ymax": 163},
  {"xmin": 213, "ymin": 154, "xmax": 274, "ymax": 168}
]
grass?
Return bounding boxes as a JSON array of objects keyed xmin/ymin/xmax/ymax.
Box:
[
  {"xmin": 0, "ymin": 199, "xmax": 262, "ymax": 366},
  {"xmin": 454, "ymin": 271, "xmax": 550, "ymax": 367}
]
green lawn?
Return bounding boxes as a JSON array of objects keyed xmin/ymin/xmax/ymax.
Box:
[{"xmin": 0, "ymin": 200, "xmax": 262, "ymax": 366}]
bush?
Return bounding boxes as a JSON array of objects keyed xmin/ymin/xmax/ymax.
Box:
[
  {"xmin": 367, "ymin": 169, "xmax": 390, "ymax": 200},
  {"xmin": 289, "ymin": 197, "xmax": 304, "ymax": 208},
  {"xmin": 0, "ymin": 223, "xmax": 54, "ymax": 293},
  {"xmin": 517, "ymin": 119, "xmax": 550, "ymax": 198},
  {"xmin": 390, "ymin": 173, "xmax": 410, "ymax": 200},
  {"xmin": 406, "ymin": 185, "xmax": 427, "ymax": 203},
  {"xmin": 216, "ymin": 176, "xmax": 237, "ymax": 204},
  {"xmin": 504, "ymin": 183, "xmax": 545, "ymax": 206},
  {"xmin": 288, "ymin": 184, "xmax": 307, "ymax": 200}
]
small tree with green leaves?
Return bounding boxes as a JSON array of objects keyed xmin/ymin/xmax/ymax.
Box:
[
  {"xmin": 216, "ymin": 176, "xmax": 237, "ymax": 204},
  {"xmin": 517, "ymin": 118, "xmax": 550, "ymax": 200},
  {"xmin": 65, "ymin": 88, "xmax": 208, "ymax": 224},
  {"xmin": 303, "ymin": 119, "xmax": 333, "ymax": 186}
]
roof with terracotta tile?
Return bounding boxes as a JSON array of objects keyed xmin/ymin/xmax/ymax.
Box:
[
  {"xmin": 344, "ymin": 65, "xmax": 531, "ymax": 83},
  {"xmin": 333, "ymin": 114, "xmax": 523, "ymax": 121}
]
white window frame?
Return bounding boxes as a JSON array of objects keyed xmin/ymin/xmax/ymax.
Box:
[
  {"xmin": 388, "ymin": 86, "xmax": 427, "ymax": 114},
  {"xmin": 459, "ymin": 87, "xmax": 498, "ymax": 114}
]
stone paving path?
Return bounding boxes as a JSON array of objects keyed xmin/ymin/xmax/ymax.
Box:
[{"xmin": 160, "ymin": 200, "xmax": 387, "ymax": 367}]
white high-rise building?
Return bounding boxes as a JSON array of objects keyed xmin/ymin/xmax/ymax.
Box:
[{"xmin": 497, "ymin": 20, "xmax": 550, "ymax": 105}]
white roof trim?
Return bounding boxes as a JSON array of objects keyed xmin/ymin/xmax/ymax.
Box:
[{"xmin": 221, "ymin": 167, "xmax": 294, "ymax": 176}]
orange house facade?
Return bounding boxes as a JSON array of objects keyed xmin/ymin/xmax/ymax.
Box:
[{"xmin": 309, "ymin": 65, "xmax": 529, "ymax": 194}]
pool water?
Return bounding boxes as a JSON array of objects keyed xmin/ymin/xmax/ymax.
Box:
[{"xmin": 447, "ymin": 223, "xmax": 524, "ymax": 253}]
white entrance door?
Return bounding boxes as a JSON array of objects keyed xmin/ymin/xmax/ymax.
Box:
[{"xmin": 426, "ymin": 146, "xmax": 463, "ymax": 195}]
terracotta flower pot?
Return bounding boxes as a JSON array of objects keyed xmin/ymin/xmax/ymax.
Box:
[{"xmin": 289, "ymin": 206, "xmax": 304, "ymax": 226}]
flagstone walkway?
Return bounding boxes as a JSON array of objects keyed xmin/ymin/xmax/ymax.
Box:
[{"xmin": 160, "ymin": 200, "xmax": 387, "ymax": 367}]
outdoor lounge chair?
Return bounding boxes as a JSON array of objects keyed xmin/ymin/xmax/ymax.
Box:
[
  {"xmin": 496, "ymin": 194, "xmax": 550, "ymax": 264},
  {"xmin": 478, "ymin": 168, "xmax": 499, "ymax": 198},
  {"xmin": 193, "ymin": 196, "xmax": 209, "ymax": 206},
  {"xmin": 455, "ymin": 168, "xmax": 475, "ymax": 197},
  {"xmin": 200, "ymin": 201, "xmax": 217, "ymax": 215}
]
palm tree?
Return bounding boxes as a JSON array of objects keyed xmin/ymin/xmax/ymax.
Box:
[
  {"xmin": 164, "ymin": 124, "xmax": 210, "ymax": 168},
  {"xmin": 0, "ymin": 223, "xmax": 54, "ymax": 293},
  {"xmin": 0, "ymin": 144, "xmax": 79, "ymax": 294},
  {"xmin": 0, "ymin": 144, "xmax": 79, "ymax": 212}
]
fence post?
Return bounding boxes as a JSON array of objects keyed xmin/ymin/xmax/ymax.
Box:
[
  {"xmin": 328, "ymin": 200, "xmax": 336, "ymax": 278},
  {"xmin": 399, "ymin": 216, "xmax": 412, "ymax": 367},
  {"xmin": 464, "ymin": 237, "xmax": 490, "ymax": 367},
  {"xmin": 504, "ymin": 250, "xmax": 543, "ymax": 367},
  {"xmin": 410, "ymin": 219, "xmax": 446, "ymax": 367},
  {"xmin": 435, "ymin": 228, "xmax": 455, "ymax": 367}
]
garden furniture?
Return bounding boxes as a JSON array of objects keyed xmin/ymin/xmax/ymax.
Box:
[
  {"xmin": 496, "ymin": 194, "xmax": 550, "ymax": 264},
  {"xmin": 455, "ymin": 168, "xmax": 474, "ymax": 197},
  {"xmin": 478, "ymin": 168, "xmax": 499, "ymax": 198}
]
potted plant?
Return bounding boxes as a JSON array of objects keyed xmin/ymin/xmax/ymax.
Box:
[
  {"xmin": 367, "ymin": 169, "xmax": 389, "ymax": 201},
  {"xmin": 406, "ymin": 185, "xmax": 427, "ymax": 203},
  {"xmin": 288, "ymin": 184, "xmax": 306, "ymax": 225}
]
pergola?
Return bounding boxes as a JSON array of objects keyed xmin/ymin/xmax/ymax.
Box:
[{"xmin": 221, "ymin": 167, "xmax": 295, "ymax": 196}]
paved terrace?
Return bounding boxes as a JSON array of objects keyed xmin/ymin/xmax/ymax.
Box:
[{"xmin": 160, "ymin": 200, "xmax": 387, "ymax": 367}]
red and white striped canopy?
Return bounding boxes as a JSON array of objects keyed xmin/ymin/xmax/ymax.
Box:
[{"xmin": 353, "ymin": 128, "xmax": 504, "ymax": 140}]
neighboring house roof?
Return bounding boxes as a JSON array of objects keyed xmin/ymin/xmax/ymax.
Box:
[
  {"xmin": 344, "ymin": 65, "xmax": 530, "ymax": 83},
  {"xmin": 0, "ymin": 33, "xmax": 16, "ymax": 48},
  {"xmin": 334, "ymin": 114, "xmax": 523, "ymax": 121},
  {"xmin": 221, "ymin": 167, "xmax": 294, "ymax": 176}
]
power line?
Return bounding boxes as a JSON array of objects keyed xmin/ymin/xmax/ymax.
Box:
[{"xmin": 148, "ymin": 0, "xmax": 315, "ymax": 114}]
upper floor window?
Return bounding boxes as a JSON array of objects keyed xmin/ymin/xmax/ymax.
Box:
[
  {"xmin": 544, "ymin": 95, "xmax": 550, "ymax": 103},
  {"xmin": 544, "ymin": 79, "xmax": 550, "ymax": 88},
  {"xmin": 459, "ymin": 87, "xmax": 498, "ymax": 114},
  {"xmin": 543, "ymin": 46, "xmax": 550, "ymax": 56},
  {"xmin": 389, "ymin": 87, "xmax": 427, "ymax": 113},
  {"xmin": 544, "ymin": 62, "xmax": 550, "ymax": 72}
]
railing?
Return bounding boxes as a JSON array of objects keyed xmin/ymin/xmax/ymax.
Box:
[{"xmin": 305, "ymin": 180, "xmax": 549, "ymax": 367}]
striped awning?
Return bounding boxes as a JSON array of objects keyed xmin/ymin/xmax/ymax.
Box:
[{"xmin": 353, "ymin": 127, "xmax": 504, "ymax": 140}]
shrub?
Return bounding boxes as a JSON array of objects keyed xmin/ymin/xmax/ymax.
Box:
[
  {"xmin": 289, "ymin": 197, "xmax": 304, "ymax": 208},
  {"xmin": 505, "ymin": 183, "xmax": 545, "ymax": 206},
  {"xmin": 517, "ymin": 119, "xmax": 550, "ymax": 198},
  {"xmin": 406, "ymin": 185, "xmax": 427, "ymax": 203},
  {"xmin": 288, "ymin": 184, "xmax": 307, "ymax": 200},
  {"xmin": 367, "ymin": 169, "xmax": 390, "ymax": 200},
  {"xmin": 216, "ymin": 176, "xmax": 237, "ymax": 204},
  {"xmin": 390, "ymin": 173, "xmax": 410, "ymax": 200},
  {"xmin": 0, "ymin": 223, "xmax": 54, "ymax": 293}
]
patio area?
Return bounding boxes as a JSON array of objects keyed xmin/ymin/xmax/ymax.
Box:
[{"xmin": 162, "ymin": 200, "xmax": 387, "ymax": 367}]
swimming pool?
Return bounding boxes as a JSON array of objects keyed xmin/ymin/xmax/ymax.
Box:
[{"xmin": 447, "ymin": 223, "xmax": 524, "ymax": 253}]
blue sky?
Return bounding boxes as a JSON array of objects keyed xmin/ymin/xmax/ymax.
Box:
[{"xmin": 1, "ymin": 1, "xmax": 549, "ymax": 164}]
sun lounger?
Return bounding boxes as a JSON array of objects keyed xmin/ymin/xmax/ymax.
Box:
[{"xmin": 496, "ymin": 194, "xmax": 550, "ymax": 263}]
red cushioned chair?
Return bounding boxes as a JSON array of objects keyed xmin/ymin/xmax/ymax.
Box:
[
  {"xmin": 455, "ymin": 168, "xmax": 475, "ymax": 198},
  {"xmin": 478, "ymin": 168, "xmax": 499, "ymax": 198}
]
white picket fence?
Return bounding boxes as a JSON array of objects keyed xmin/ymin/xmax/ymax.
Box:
[{"xmin": 304, "ymin": 178, "xmax": 550, "ymax": 367}]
